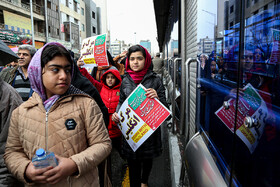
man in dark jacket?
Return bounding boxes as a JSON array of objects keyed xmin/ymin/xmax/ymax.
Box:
[{"xmin": 0, "ymin": 77, "xmax": 23, "ymax": 186}]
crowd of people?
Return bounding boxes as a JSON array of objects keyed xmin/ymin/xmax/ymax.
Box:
[{"xmin": 0, "ymin": 42, "xmax": 167, "ymax": 187}]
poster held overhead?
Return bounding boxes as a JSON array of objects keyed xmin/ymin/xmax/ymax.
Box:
[{"xmin": 80, "ymin": 33, "xmax": 109, "ymax": 73}]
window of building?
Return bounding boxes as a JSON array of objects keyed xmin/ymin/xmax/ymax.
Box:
[
  {"xmin": 74, "ymin": 18, "xmax": 78, "ymax": 24},
  {"xmin": 82, "ymin": 24, "xmax": 85, "ymax": 31},
  {"xmin": 253, "ymin": 10, "xmax": 258, "ymax": 15},
  {"xmin": 74, "ymin": 1, "xmax": 78, "ymax": 12},
  {"xmin": 48, "ymin": 26, "xmax": 51, "ymax": 33},
  {"xmin": 66, "ymin": 0, "xmax": 69, "ymax": 7},
  {"xmin": 230, "ymin": 5, "xmax": 234, "ymax": 13},
  {"xmin": 81, "ymin": 8, "xmax": 84, "ymax": 16},
  {"xmin": 57, "ymin": 28, "xmax": 59, "ymax": 35},
  {"xmin": 47, "ymin": 1, "xmax": 51, "ymax": 9},
  {"xmin": 92, "ymin": 26, "xmax": 96, "ymax": 33},
  {"xmin": 92, "ymin": 12, "xmax": 95, "ymax": 19},
  {"xmin": 67, "ymin": 15, "xmax": 70, "ymax": 21},
  {"xmin": 246, "ymin": 0, "xmax": 251, "ymax": 8},
  {"xmin": 230, "ymin": 21, "xmax": 234, "ymax": 28}
]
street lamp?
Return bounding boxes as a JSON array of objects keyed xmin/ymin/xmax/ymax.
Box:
[
  {"xmin": 202, "ymin": 9, "xmax": 217, "ymax": 52},
  {"xmin": 134, "ymin": 32, "xmax": 136, "ymax": 44},
  {"xmin": 202, "ymin": 9, "xmax": 216, "ymax": 26},
  {"xmin": 44, "ymin": 0, "xmax": 48, "ymax": 43},
  {"xmin": 30, "ymin": 0, "xmax": 35, "ymax": 47}
]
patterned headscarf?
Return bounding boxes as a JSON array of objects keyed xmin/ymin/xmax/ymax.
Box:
[
  {"xmin": 125, "ymin": 45, "xmax": 152, "ymax": 84},
  {"xmin": 28, "ymin": 42, "xmax": 69, "ymax": 111}
]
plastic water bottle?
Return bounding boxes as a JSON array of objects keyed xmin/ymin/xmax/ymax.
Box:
[{"xmin": 32, "ymin": 148, "xmax": 58, "ymax": 169}]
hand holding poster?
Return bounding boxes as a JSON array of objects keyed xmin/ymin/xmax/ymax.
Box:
[
  {"xmin": 117, "ymin": 84, "xmax": 171, "ymax": 152},
  {"xmin": 80, "ymin": 33, "xmax": 109, "ymax": 73}
]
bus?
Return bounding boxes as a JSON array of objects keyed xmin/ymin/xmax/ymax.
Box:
[{"xmin": 153, "ymin": 0, "xmax": 280, "ymax": 186}]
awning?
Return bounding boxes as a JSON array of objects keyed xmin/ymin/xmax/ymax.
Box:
[{"xmin": 153, "ymin": 0, "xmax": 179, "ymax": 52}]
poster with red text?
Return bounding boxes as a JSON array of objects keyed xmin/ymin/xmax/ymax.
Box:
[
  {"xmin": 215, "ymin": 83, "xmax": 268, "ymax": 153},
  {"xmin": 80, "ymin": 34, "xmax": 109, "ymax": 73},
  {"xmin": 117, "ymin": 84, "xmax": 171, "ymax": 152}
]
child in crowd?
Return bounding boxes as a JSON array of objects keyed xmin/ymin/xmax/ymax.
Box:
[
  {"xmin": 78, "ymin": 57, "xmax": 122, "ymax": 150},
  {"xmin": 112, "ymin": 45, "xmax": 168, "ymax": 187},
  {"xmin": 4, "ymin": 42, "xmax": 111, "ymax": 186}
]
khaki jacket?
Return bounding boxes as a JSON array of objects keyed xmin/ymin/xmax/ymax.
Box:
[{"xmin": 4, "ymin": 91, "xmax": 112, "ymax": 187}]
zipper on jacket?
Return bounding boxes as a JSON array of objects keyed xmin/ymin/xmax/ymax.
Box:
[
  {"xmin": 45, "ymin": 111, "xmax": 48, "ymax": 151},
  {"xmin": 67, "ymin": 176, "xmax": 72, "ymax": 187}
]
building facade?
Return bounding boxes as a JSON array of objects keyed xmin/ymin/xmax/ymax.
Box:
[
  {"xmin": 0, "ymin": 0, "xmax": 98, "ymax": 55},
  {"xmin": 84, "ymin": 0, "xmax": 97, "ymax": 38},
  {"xmin": 0, "ymin": 0, "xmax": 46, "ymax": 49},
  {"xmin": 197, "ymin": 36, "xmax": 214, "ymax": 55},
  {"xmin": 140, "ymin": 40, "xmax": 151, "ymax": 54},
  {"xmin": 110, "ymin": 40, "xmax": 122, "ymax": 56}
]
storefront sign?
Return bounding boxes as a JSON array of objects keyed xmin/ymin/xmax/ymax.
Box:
[{"xmin": 0, "ymin": 30, "xmax": 32, "ymax": 45}]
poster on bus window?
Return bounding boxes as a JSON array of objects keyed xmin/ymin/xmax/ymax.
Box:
[
  {"xmin": 80, "ymin": 33, "xmax": 109, "ymax": 73},
  {"xmin": 215, "ymin": 83, "xmax": 268, "ymax": 153},
  {"xmin": 117, "ymin": 84, "xmax": 171, "ymax": 152},
  {"xmin": 270, "ymin": 29, "xmax": 280, "ymax": 64}
]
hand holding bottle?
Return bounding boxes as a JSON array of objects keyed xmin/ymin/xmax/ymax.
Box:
[
  {"xmin": 26, "ymin": 154, "xmax": 78, "ymax": 184},
  {"xmin": 43, "ymin": 155, "xmax": 78, "ymax": 184},
  {"xmin": 25, "ymin": 162, "xmax": 53, "ymax": 183}
]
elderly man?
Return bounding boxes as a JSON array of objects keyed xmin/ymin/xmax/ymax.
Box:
[{"xmin": 0, "ymin": 44, "xmax": 36, "ymax": 101}]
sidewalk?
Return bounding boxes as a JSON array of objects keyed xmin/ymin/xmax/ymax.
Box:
[{"xmin": 110, "ymin": 122, "xmax": 172, "ymax": 187}]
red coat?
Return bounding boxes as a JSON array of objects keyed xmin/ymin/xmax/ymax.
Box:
[{"xmin": 79, "ymin": 68, "xmax": 122, "ymax": 138}]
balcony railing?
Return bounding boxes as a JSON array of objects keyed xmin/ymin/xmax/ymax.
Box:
[
  {"xmin": 33, "ymin": 4, "xmax": 44, "ymax": 15},
  {"xmin": 3, "ymin": 1, "xmax": 45, "ymax": 16},
  {"xmin": 2, "ymin": 0, "xmax": 20, "ymax": 7},
  {"xmin": 21, "ymin": 2, "xmax": 30, "ymax": 11},
  {"xmin": 34, "ymin": 31, "xmax": 45, "ymax": 38}
]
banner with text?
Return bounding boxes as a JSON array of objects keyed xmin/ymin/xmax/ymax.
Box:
[
  {"xmin": 80, "ymin": 34, "xmax": 108, "ymax": 73},
  {"xmin": 118, "ymin": 84, "xmax": 171, "ymax": 152},
  {"xmin": 215, "ymin": 83, "xmax": 268, "ymax": 153}
]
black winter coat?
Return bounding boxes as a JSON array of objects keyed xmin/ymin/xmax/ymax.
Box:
[
  {"xmin": 117, "ymin": 69, "xmax": 168, "ymax": 160},
  {"xmin": 71, "ymin": 63, "xmax": 109, "ymax": 126}
]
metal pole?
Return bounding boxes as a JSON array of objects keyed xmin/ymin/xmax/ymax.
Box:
[
  {"xmin": 202, "ymin": 9, "xmax": 216, "ymax": 50},
  {"xmin": 44, "ymin": 0, "xmax": 48, "ymax": 43},
  {"xmin": 172, "ymin": 58, "xmax": 182, "ymax": 134},
  {"xmin": 69, "ymin": 22, "xmax": 72, "ymax": 50},
  {"xmin": 30, "ymin": 0, "xmax": 35, "ymax": 47}
]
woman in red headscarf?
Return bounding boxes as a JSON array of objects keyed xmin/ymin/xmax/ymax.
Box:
[{"xmin": 112, "ymin": 45, "xmax": 168, "ymax": 187}]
